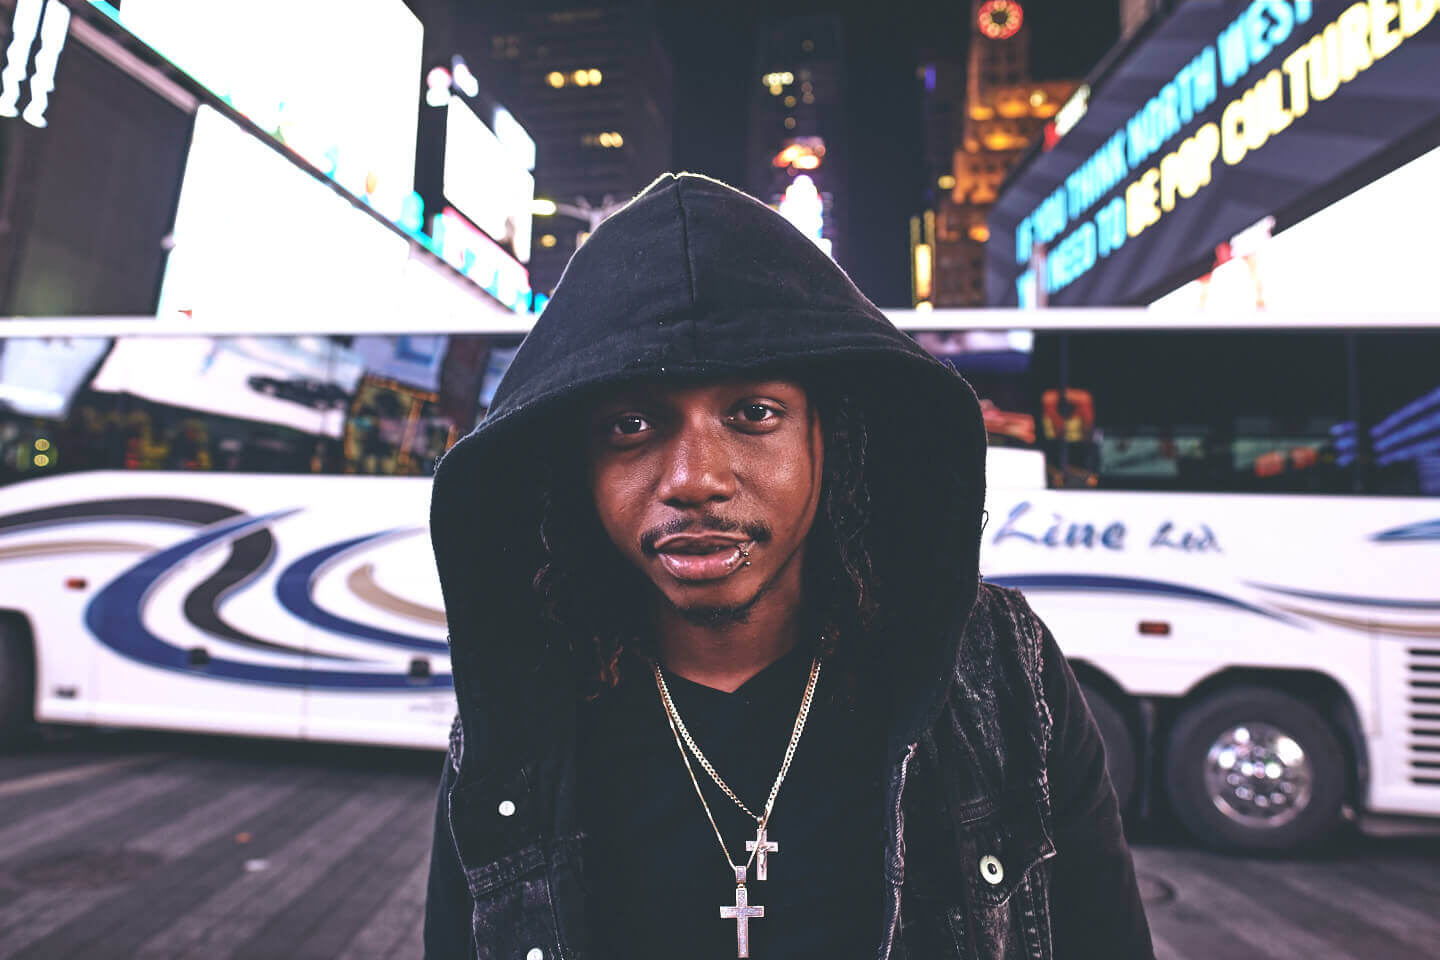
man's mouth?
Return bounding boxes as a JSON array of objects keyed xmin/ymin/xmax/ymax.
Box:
[{"xmin": 654, "ymin": 536, "xmax": 752, "ymax": 581}]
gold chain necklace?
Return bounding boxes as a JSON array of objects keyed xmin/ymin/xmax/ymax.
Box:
[{"xmin": 651, "ymin": 654, "xmax": 822, "ymax": 959}]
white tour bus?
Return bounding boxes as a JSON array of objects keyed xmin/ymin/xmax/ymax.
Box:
[{"xmin": 0, "ymin": 310, "xmax": 1435, "ymax": 852}]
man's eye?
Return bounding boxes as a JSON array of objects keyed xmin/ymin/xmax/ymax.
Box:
[
  {"xmin": 737, "ymin": 403, "xmax": 778, "ymax": 423},
  {"xmin": 611, "ymin": 415, "xmax": 649, "ymax": 435}
]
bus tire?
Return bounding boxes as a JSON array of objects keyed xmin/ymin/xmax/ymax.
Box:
[
  {"xmin": 0, "ymin": 616, "xmax": 36, "ymax": 747},
  {"xmin": 1165, "ymin": 686, "xmax": 1346, "ymax": 853},
  {"xmin": 1078, "ymin": 681, "xmax": 1137, "ymax": 816}
]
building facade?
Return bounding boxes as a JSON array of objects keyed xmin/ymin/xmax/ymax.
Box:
[
  {"xmin": 744, "ymin": 16, "xmax": 846, "ymax": 264},
  {"xmin": 464, "ymin": 2, "xmax": 675, "ymax": 296},
  {"xmin": 914, "ymin": 0, "xmax": 1076, "ymax": 307}
]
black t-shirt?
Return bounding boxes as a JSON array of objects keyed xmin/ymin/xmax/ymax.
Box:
[{"xmin": 577, "ymin": 644, "xmax": 887, "ymax": 958}]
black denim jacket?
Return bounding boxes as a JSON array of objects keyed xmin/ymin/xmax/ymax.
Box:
[{"xmin": 423, "ymin": 583, "xmax": 1154, "ymax": 959}]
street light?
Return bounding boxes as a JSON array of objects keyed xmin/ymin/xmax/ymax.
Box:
[{"xmin": 531, "ymin": 194, "xmax": 630, "ymax": 233}]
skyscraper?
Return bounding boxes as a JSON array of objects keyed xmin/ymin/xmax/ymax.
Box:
[
  {"xmin": 462, "ymin": 2, "xmax": 675, "ymax": 296},
  {"xmin": 745, "ymin": 16, "xmax": 846, "ymax": 265},
  {"xmin": 915, "ymin": 0, "xmax": 1077, "ymax": 307}
]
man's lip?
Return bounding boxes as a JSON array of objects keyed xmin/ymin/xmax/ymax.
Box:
[
  {"xmin": 653, "ymin": 533, "xmax": 749, "ymax": 553},
  {"xmin": 656, "ymin": 543, "xmax": 748, "ymax": 582}
]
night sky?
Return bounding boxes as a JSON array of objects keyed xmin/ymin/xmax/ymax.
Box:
[{"xmin": 656, "ymin": 0, "xmax": 1120, "ymax": 307}]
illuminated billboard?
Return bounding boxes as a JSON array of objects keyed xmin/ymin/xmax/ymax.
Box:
[
  {"xmin": 987, "ymin": 0, "xmax": 1440, "ymax": 306},
  {"xmin": 114, "ymin": 0, "xmax": 424, "ymax": 221},
  {"xmin": 442, "ymin": 98, "xmax": 536, "ymax": 264},
  {"xmin": 158, "ymin": 106, "xmax": 411, "ymax": 323},
  {"xmin": 1151, "ymin": 142, "xmax": 1440, "ymax": 311}
]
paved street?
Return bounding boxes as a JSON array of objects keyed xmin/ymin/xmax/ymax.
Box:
[{"xmin": 1, "ymin": 728, "xmax": 1437, "ymax": 960}]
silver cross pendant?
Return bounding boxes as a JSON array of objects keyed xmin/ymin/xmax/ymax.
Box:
[
  {"xmin": 745, "ymin": 826, "xmax": 779, "ymax": 880},
  {"xmin": 720, "ymin": 865, "xmax": 764, "ymax": 958}
]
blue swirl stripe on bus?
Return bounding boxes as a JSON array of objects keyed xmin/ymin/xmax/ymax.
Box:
[
  {"xmin": 1245, "ymin": 581, "xmax": 1440, "ymax": 610},
  {"xmin": 275, "ymin": 531, "xmax": 449, "ymax": 654},
  {"xmin": 983, "ymin": 573, "xmax": 1300, "ymax": 624},
  {"xmin": 85, "ymin": 512, "xmax": 452, "ymax": 689},
  {"xmin": 1370, "ymin": 518, "xmax": 1440, "ymax": 543}
]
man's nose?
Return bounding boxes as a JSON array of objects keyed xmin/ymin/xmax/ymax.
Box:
[{"xmin": 655, "ymin": 421, "xmax": 736, "ymax": 506}]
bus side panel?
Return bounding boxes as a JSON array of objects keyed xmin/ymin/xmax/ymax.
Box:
[{"xmin": 979, "ymin": 486, "xmax": 1438, "ymax": 818}]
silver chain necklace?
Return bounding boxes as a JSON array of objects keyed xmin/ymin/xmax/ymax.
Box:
[{"xmin": 651, "ymin": 654, "xmax": 822, "ymax": 958}]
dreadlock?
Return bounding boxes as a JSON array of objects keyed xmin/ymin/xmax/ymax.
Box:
[{"xmin": 531, "ymin": 384, "xmax": 879, "ymax": 706}]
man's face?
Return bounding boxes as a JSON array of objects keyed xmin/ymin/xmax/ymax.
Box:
[{"xmin": 586, "ymin": 378, "xmax": 824, "ymax": 626}]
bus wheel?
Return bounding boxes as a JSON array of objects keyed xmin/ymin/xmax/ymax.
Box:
[
  {"xmin": 0, "ymin": 617, "xmax": 35, "ymax": 747},
  {"xmin": 1079, "ymin": 682, "xmax": 1137, "ymax": 815},
  {"xmin": 1165, "ymin": 686, "xmax": 1347, "ymax": 853}
]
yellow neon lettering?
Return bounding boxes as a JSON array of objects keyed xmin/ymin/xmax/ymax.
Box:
[
  {"xmin": 1221, "ymin": 97, "xmax": 1248, "ymax": 165},
  {"xmin": 1159, "ymin": 151, "xmax": 1181, "ymax": 213},
  {"xmin": 1125, "ymin": 170, "xmax": 1161, "ymax": 237},
  {"xmin": 1259, "ymin": 70, "xmax": 1293, "ymax": 136},
  {"xmin": 1369, "ymin": 0, "xmax": 1403, "ymax": 56},
  {"xmin": 1241, "ymin": 87, "xmax": 1270, "ymax": 152},
  {"xmin": 1337, "ymin": 3, "xmax": 1374, "ymax": 81},
  {"xmin": 1185, "ymin": 124, "xmax": 1221, "ymax": 197},
  {"xmin": 1398, "ymin": 0, "xmax": 1436, "ymax": 35},
  {"xmin": 1308, "ymin": 25, "xmax": 1342, "ymax": 100},
  {"xmin": 1281, "ymin": 46, "xmax": 1311, "ymax": 117}
]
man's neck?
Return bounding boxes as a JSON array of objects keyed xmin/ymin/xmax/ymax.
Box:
[{"xmin": 653, "ymin": 601, "xmax": 807, "ymax": 694}]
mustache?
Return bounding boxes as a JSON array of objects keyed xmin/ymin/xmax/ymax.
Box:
[{"xmin": 639, "ymin": 514, "xmax": 773, "ymax": 555}]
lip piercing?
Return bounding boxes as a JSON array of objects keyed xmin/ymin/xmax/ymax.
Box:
[{"xmin": 738, "ymin": 544, "xmax": 751, "ymax": 567}]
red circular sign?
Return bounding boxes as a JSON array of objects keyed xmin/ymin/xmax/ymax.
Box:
[{"xmin": 977, "ymin": 0, "xmax": 1024, "ymax": 39}]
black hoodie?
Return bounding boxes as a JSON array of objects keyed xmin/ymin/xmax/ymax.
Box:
[{"xmin": 425, "ymin": 173, "xmax": 1151, "ymax": 959}]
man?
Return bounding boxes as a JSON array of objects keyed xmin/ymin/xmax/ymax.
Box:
[{"xmin": 425, "ymin": 172, "xmax": 1153, "ymax": 959}]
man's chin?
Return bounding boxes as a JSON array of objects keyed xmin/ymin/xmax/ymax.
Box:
[{"xmin": 659, "ymin": 585, "xmax": 762, "ymax": 628}]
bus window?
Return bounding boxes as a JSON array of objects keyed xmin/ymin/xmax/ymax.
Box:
[
  {"xmin": 335, "ymin": 333, "xmax": 522, "ymax": 476},
  {"xmin": 1355, "ymin": 332, "xmax": 1440, "ymax": 497},
  {"xmin": 1034, "ymin": 331, "xmax": 1355, "ymax": 494},
  {"xmin": 912, "ymin": 329, "xmax": 1038, "ymax": 449}
]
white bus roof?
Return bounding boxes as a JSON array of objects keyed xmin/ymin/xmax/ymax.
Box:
[{"xmin": 0, "ymin": 309, "xmax": 1435, "ymax": 338}]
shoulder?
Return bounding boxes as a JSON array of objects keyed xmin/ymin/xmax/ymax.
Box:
[
  {"xmin": 964, "ymin": 580, "xmax": 1048, "ymax": 686},
  {"xmin": 943, "ymin": 580, "xmax": 1057, "ymax": 761},
  {"xmin": 448, "ymin": 711, "xmax": 464, "ymax": 775}
]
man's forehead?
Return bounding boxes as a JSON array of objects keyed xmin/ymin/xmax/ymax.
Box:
[{"xmin": 589, "ymin": 376, "xmax": 809, "ymax": 405}]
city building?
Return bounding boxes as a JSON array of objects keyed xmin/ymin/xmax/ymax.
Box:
[
  {"xmin": 461, "ymin": 2, "xmax": 675, "ymax": 296},
  {"xmin": 913, "ymin": 0, "xmax": 1077, "ymax": 307},
  {"xmin": 744, "ymin": 16, "xmax": 846, "ymax": 264}
]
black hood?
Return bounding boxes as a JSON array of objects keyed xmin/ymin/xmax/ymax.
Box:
[{"xmin": 430, "ymin": 172, "xmax": 988, "ymax": 774}]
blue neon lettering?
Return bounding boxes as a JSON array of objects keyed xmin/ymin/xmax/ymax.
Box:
[
  {"xmin": 1265, "ymin": 0, "xmax": 1295, "ymax": 47},
  {"xmin": 1096, "ymin": 197, "xmax": 1127, "ymax": 257},
  {"xmin": 1218, "ymin": 16, "xmax": 1251, "ymax": 86},
  {"xmin": 1192, "ymin": 46, "xmax": 1219, "ymax": 111},
  {"xmin": 1246, "ymin": 1, "xmax": 1275, "ymax": 64}
]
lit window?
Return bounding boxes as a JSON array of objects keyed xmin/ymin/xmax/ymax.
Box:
[
  {"xmin": 1029, "ymin": 90, "xmax": 1045, "ymax": 106},
  {"xmin": 573, "ymin": 69, "xmax": 590, "ymax": 86},
  {"xmin": 784, "ymin": 117, "xmax": 796, "ymax": 129},
  {"xmin": 547, "ymin": 71, "xmax": 565, "ymax": 88},
  {"xmin": 969, "ymin": 223, "xmax": 991, "ymax": 243},
  {"xmin": 802, "ymin": 93, "xmax": 814, "ymax": 104},
  {"xmin": 589, "ymin": 69, "xmax": 603, "ymax": 85},
  {"xmin": 540, "ymin": 234, "xmax": 558, "ymax": 248},
  {"xmin": 938, "ymin": 174, "xmax": 956, "ymax": 190},
  {"xmin": 784, "ymin": 95, "xmax": 797, "ymax": 107}
]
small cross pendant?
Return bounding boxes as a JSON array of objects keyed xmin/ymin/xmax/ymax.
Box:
[
  {"xmin": 720, "ymin": 865, "xmax": 764, "ymax": 958},
  {"xmin": 745, "ymin": 826, "xmax": 779, "ymax": 881}
]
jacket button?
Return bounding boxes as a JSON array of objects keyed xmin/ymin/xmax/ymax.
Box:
[
  {"xmin": 980, "ymin": 855, "xmax": 1004, "ymax": 885},
  {"xmin": 527, "ymin": 950, "xmax": 544, "ymax": 960},
  {"xmin": 498, "ymin": 800, "xmax": 517, "ymax": 817}
]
